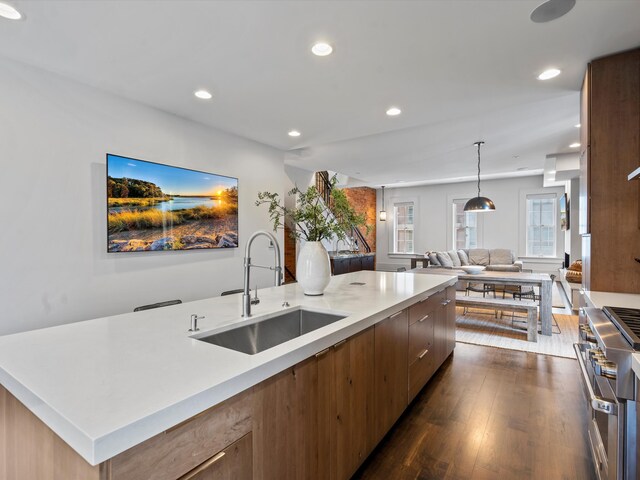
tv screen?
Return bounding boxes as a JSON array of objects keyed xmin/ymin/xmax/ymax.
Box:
[{"xmin": 107, "ymin": 154, "xmax": 238, "ymax": 252}]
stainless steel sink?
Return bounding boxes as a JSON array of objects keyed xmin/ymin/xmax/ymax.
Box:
[{"xmin": 196, "ymin": 309, "xmax": 346, "ymax": 355}]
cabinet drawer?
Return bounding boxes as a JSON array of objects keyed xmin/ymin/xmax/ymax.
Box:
[
  {"xmin": 178, "ymin": 432, "xmax": 252, "ymax": 480},
  {"xmin": 408, "ymin": 291, "xmax": 444, "ymax": 325},
  {"xmin": 110, "ymin": 390, "xmax": 252, "ymax": 480},
  {"xmin": 408, "ymin": 316, "xmax": 433, "ymax": 366},
  {"xmin": 408, "ymin": 350, "xmax": 434, "ymax": 402},
  {"xmin": 446, "ymin": 285, "xmax": 455, "ymax": 302}
]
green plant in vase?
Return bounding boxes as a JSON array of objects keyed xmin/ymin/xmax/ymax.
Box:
[{"xmin": 256, "ymin": 177, "xmax": 369, "ymax": 294}]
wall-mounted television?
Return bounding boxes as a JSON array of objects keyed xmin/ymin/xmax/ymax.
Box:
[
  {"xmin": 559, "ymin": 193, "xmax": 569, "ymax": 231},
  {"xmin": 107, "ymin": 154, "xmax": 238, "ymax": 252}
]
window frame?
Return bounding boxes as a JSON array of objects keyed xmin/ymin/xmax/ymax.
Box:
[
  {"xmin": 387, "ymin": 195, "xmax": 419, "ymax": 255},
  {"xmin": 451, "ymin": 198, "xmax": 482, "ymax": 250},
  {"xmin": 525, "ymin": 193, "xmax": 557, "ymax": 258}
]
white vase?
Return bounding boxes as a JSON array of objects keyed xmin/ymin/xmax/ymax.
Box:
[{"xmin": 296, "ymin": 241, "xmax": 331, "ymax": 296}]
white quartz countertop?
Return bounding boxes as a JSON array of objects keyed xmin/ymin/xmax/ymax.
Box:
[
  {"xmin": 0, "ymin": 271, "xmax": 455, "ymax": 466},
  {"xmin": 584, "ymin": 290, "xmax": 640, "ymax": 309}
]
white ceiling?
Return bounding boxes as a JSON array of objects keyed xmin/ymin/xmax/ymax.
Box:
[{"xmin": 1, "ymin": 0, "xmax": 639, "ymax": 186}]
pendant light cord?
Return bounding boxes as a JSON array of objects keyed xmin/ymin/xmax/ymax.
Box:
[{"xmin": 475, "ymin": 141, "xmax": 484, "ymax": 197}]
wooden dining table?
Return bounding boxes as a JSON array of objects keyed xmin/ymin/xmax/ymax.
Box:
[{"xmin": 411, "ymin": 267, "xmax": 554, "ymax": 336}]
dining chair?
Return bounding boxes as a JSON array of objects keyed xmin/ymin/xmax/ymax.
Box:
[{"xmin": 134, "ymin": 299, "xmax": 182, "ymax": 312}]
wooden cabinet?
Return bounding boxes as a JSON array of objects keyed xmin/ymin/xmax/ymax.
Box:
[
  {"xmin": 252, "ymin": 328, "xmax": 374, "ymax": 480},
  {"xmin": 177, "ymin": 433, "xmax": 252, "ymax": 480},
  {"xmin": 330, "ymin": 255, "xmax": 375, "ymax": 275},
  {"xmin": 373, "ymin": 309, "xmax": 408, "ymax": 443},
  {"xmin": 444, "ymin": 286, "xmax": 456, "ymax": 355},
  {"xmin": 408, "ymin": 301, "xmax": 436, "ymax": 402},
  {"xmin": 110, "ymin": 390, "xmax": 252, "ymax": 480},
  {"xmin": 579, "ymin": 67, "xmax": 590, "ymax": 235},
  {"xmin": 252, "ymin": 355, "xmax": 328, "ymax": 480},
  {"xmin": 580, "ymin": 48, "xmax": 640, "ymax": 293},
  {"xmin": 361, "ymin": 255, "xmax": 375, "ymax": 271},
  {"xmin": 406, "ymin": 287, "xmax": 455, "ymax": 402},
  {"xmin": 334, "ymin": 328, "xmax": 375, "ymax": 479}
]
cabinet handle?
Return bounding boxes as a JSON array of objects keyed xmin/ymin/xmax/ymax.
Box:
[
  {"xmin": 333, "ymin": 339, "xmax": 347, "ymax": 348},
  {"xmin": 315, "ymin": 348, "xmax": 330, "ymax": 358},
  {"xmin": 441, "ymin": 300, "xmax": 451, "ymax": 306},
  {"xmin": 418, "ymin": 349, "xmax": 429, "ymax": 360},
  {"xmin": 419, "ymin": 314, "xmax": 430, "ymax": 323},
  {"xmin": 179, "ymin": 451, "xmax": 226, "ymax": 480},
  {"xmin": 390, "ymin": 311, "xmax": 404, "ymax": 319}
]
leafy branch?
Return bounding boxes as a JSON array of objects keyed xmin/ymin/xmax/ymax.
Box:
[{"xmin": 256, "ymin": 177, "xmax": 369, "ymax": 243}]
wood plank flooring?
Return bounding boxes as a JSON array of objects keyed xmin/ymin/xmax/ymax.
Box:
[{"xmin": 353, "ymin": 343, "xmax": 595, "ymax": 480}]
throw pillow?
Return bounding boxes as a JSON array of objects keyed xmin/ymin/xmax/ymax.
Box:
[
  {"xmin": 489, "ymin": 249, "xmax": 513, "ymax": 265},
  {"xmin": 457, "ymin": 249, "xmax": 470, "ymax": 265},
  {"xmin": 447, "ymin": 249, "xmax": 462, "ymax": 267},
  {"xmin": 469, "ymin": 248, "xmax": 490, "ymax": 266},
  {"xmin": 428, "ymin": 252, "xmax": 440, "ymax": 266},
  {"xmin": 436, "ymin": 251, "xmax": 454, "ymax": 268}
]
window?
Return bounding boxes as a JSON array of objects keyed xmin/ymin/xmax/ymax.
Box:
[
  {"xmin": 393, "ymin": 202, "xmax": 414, "ymax": 253},
  {"xmin": 526, "ymin": 194, "xmax": 556, "ymax": 256},
  {"xmin": 452, "ymin": 199, "xmax": 478, "ymax": 249}
]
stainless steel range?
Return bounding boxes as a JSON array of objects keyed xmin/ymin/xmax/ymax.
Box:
[{"xmin": 576, "ymin": 306, "xmax": 640, "ymax": 480}]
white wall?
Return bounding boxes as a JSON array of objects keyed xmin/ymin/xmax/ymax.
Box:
[
  {"xmin": 0, "ymin": 59, "xmax": 285, "ymax": 335},
  {"xmin": 568, "ymin": 177, "xmax": 582, "ymax": 264},
  {"xmin": 376, "ymin": 175, "xmax": 565, "ymax": 272}
]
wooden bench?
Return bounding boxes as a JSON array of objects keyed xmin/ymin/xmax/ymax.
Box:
[{"xmin": 455, "ymin": 294, "xmax": 539, "ymax": 342}]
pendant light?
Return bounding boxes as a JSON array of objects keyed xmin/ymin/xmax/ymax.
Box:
[
  {"xmin": 379, "ymin": 186, "xmax": 387, "ymax": 221},
  {"xmin": 464, "ymin": 141, "xmax": 496, "ymax": 212}
]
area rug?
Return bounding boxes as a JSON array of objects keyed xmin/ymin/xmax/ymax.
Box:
[{"xmin": 455, "ymin": 307, "xmax": 578, "ymax": 359}]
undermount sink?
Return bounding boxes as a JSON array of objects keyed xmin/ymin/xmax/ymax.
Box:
[{"xmin": 196, "ymin": 308, "xmax": 346, "ymax": 355}]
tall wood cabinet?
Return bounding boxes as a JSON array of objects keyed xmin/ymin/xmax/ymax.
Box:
[
  {"xmin": 373, "ymin": 309, "xmax": 409, "ymax": 443},
  {"xmin": 580, "ymin": 48, "xmax": 640, "ymax": 293},
  {"xmin": 252, "ymin": 327, "xmax": 375, "ymax": 480}
]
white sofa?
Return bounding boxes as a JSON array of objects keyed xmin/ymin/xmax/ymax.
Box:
[{"xmin": 426, "ymin": 248, "xmax": 523, "ymax": 272}]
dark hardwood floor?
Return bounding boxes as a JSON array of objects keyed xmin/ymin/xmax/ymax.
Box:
[{"xmin": 354, "ymin": 343, "xmax": 596, "ymax": 480}]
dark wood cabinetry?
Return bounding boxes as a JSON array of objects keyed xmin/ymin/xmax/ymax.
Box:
[
  {"xmin": 580, "ymin": 48, "xmax": 640, "ymax": 293},
  {"xmin": 330, "ymin": 255, "xmax": 375, "ymax": 275},
  {"xmin": 177, "ymin": 433, "xmax": 252, "ymax": 480},
  {"xmin": 334, "ymin": 329, "xmax": 375, "ymax": 479},
  {"xmin": 252, "ymin": 328, "xmax": 375, "ymax": 480},
  {"xmin": 373, "ymin": 309, "xmax": 409, "ymax": 443},
  {"xmin": 407, "ymin": 287, "xmax": 455, "ymax": 402}
]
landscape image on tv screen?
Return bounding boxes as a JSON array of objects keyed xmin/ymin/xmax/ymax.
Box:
[{"xmin": 107, "ymin": 154, "xmax": 238, "ymax": 252}]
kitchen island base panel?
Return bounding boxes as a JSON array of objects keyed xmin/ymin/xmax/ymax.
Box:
[
  {"xmin": 0, "ymin": 384, "xmax": 107, "ymax": 480},
  {"xmin": 0, "ymin": 275, "xmax": 456, "ymax": 480}
]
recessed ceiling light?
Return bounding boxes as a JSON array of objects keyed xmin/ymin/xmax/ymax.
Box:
[
  {"xmin": 575, "ymin": 123, "xmax": 581, "ymax": 128},
  {"xmin": 194, "ymin": 90, "xmax": 212, "ymax": 100},
  {"xmin": 386, "ymin": 107, "xmax": 402, "ymax": 116},
  {"xmin": 569, "ymin": 142, "xmax": 581, "ymax": 148},
  {"xmin": 537, "ymin": 68, "xmax": 561, "ymax": 80},
  {"xmin": 311, "ymin": 42, "xmax": 333, "ymax": 57},
  {"xmin": 288, "ymin": 130, "xmax": 301, "ymax": 137},
  {"xmin": 517, "ymin": 167, "xmax": 529, "ymax": 171},
  {"xmin": 0, "ymin": 2, "xmax": 22, "ymax": 20},
  {"xmin": 549, "ymin": 170, "xmax": 556, "ymax": 174}
]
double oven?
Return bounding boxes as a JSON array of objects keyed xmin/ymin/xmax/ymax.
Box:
[{"xmin": 576, "ymin": 306, "xmax": 640, "ymax": 480}]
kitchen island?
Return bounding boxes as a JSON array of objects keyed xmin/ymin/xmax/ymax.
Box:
[{"xmin": 0, "ymin": 270, "xmax": 456, "ymax": 480}]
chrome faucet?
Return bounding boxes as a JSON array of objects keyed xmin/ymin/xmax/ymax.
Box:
[{"xmin": 243, "ymin": 231, "xmax": 283, "ymax": 317}]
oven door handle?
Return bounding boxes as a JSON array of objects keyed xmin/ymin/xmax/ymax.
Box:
[{"xmin": 573, "ymin": 343, "xmax": 618, "ymax": 416}]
